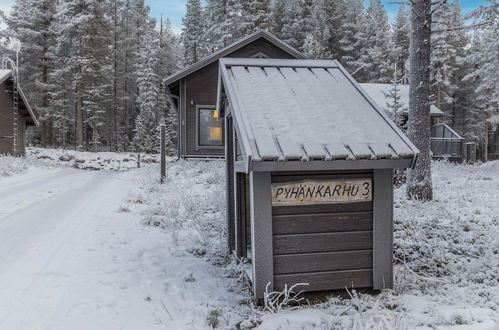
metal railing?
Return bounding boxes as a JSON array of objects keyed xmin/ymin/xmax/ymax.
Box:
[{"xmin": 430, "ymin": 138, "xmax": 463, "ymax": 157}]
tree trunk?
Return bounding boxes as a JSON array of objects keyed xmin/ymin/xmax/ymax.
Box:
[{"xmin": 406, "ymin": 0, "xmax": 433, "ymax": 200}]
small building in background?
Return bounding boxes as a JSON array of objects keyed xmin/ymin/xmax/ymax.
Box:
[
  {"xmin": 218, "ymin": 58, "xmax": 418, "ymax": 300},
  {"xmin": 164, "ymin": 30, "xmax": 306, "ymax": 159},
  {"xmin": 0, "ymin": 69, "xmax": 38, "ymax": 156},
  {"xmin": 360, "ymin": 83, "xmax": 465, "ymax": 161}
]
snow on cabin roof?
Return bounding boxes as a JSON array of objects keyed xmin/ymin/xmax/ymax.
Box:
[
  {"xmin": 218, "ymin": 58, "xmax": 419, "ymax": 168},
  {"xmin": 0, "ymin": 69, "xmax": 12, "ymax": 84},
  {"xmin": 360, "ymin": 83, "xmax": 444, "ymax": 117},
  {"xmin": 164, "ymin": 30, "xmax": 306, "ymax": 86}
]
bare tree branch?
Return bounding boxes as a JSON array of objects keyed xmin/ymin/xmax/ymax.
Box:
[{"xmin": 432, "ymin": 21, "xmax": 494, "ymax": 33}]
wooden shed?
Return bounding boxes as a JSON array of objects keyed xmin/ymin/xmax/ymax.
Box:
[
  {"xmin": 217, "ymin": 58, "xmax": 419, "ymax": 300},
  {"xmin": 164, "ymin": 30, "xmax": 305, "ymax": 159},
  {"xmin": 0, "ymin": 69, "xmax": 38, "ymax": 156}
]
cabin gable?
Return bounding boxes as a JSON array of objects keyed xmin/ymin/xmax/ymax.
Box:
[{"xmin": 174, "ymin": 36, "xmax": 302, "ymax": 158}]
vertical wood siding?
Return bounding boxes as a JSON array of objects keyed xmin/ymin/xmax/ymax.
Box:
[
  {"xmin": 271, "ymin": 171, "xmax": 374, "ymax": 292},
  {"xmin": 183, "ymin": 38, "xmax": 297, "ymax": 157}
]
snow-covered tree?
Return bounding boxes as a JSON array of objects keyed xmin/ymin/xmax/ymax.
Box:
[
  {"xmin": 383, "ymin": 74, "xmax": 407, "ymax": 130},
  {"xmin": 271, "ymin": 0, "xmax": 288, "ymax": 38},
  {"xmin": 338, "ymin": 0, "xmax": 366, "ymax": 73},
  {"xmin": 204, "ymin": 0, "xmax": 244, "ymax": 52},
  {"xmin": 406, "ymin": 0, "xmax": 433, "ymax": 200},
  {"xmin": 182, "ymin": 0, "xmax": 204, "ymax": 65},
  {"xmin": 242, "ymin": 0, "xmax": 272, "ymax": 35},
  {"xmin": 463, "ymin": 0, "xmax": 499, "ymax": 160},
  {"xmin": 3, "ymin": 0, "xmax": 57, "ymax": 146},
  {"xmin": 133, "ymin": 26, "xmax": 161, "ymax": 153},
  {"xmin": 358, "ymin": 0, "xmax": 393, "ymax": 83},
  {"xmin": 392, "ymin": 6, "xmax": 410, "ymax": 83}
]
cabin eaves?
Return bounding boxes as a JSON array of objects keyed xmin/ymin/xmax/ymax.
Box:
[
  {"xmin": 218, "ymin": 58, "xmax": 419, "ymax": 172},
  {"xmin": 164, "ymin": 30, "xmax": 307, "ymax": 86}
]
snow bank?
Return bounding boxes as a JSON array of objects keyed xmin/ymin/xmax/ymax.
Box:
[{"xmin": 26, "ymin": 147, "xmax": 159, "ymax": 171}]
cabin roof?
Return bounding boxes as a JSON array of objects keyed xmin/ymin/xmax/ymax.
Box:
[
  {"xmin": 360, "ymin": 83, "xmax": 444, "ymax": 117},
  {"xmin": 164, "ymin": 30, "xmax": 306, "ymax": 86},
  {"xmin": 218, "ymin": 58, "xmax": 419, "ymax": 170},
  {"xmin": 0, "ymin": 69, "xmax": 39, "ymax": 126}
]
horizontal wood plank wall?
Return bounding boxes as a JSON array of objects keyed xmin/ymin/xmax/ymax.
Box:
[
  {"xmin": 0, "ymin": 81, "xmax": 15, "ymax": 155},
  {"xmin": 184, "ymin": 38, "xmax": 297, "ymax": 157},
  {"xmin": 272, "ymin": 171, "xmax": 374, "ymax": 292}
]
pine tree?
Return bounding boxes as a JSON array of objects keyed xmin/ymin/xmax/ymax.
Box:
[
  {"xmin": 358, "ymin": 0, "xmax": 393, "ymax": 83},
  {"xmin": 463, "ymin": 0, "xmax": 499, "ymax": 160},
  {"xmin": 383, "ymin": 72, "xmax": 407, "ymax": 130},
  {"xmin": 281, "ymin": 0, "xmax": 313, "ymax": 50},
  {"xmin": 3, "ymin": 0, "xmax": 57, "ymax": 147},
  {"xmin": 183, "ymin": 0, "xmax": 204, "ymax": 65},
  {"xmin": 204, "ymin": 0, "xmax": 244, "ymax": 52},
  {"xmin": 338, "ymin": 0, "xmax": 366, "ymax": 74},
  {"xmin": 406, "ymin": 0, "xmax": 433, "ymax": 200},
  {"xmin": 133, "ymin": 25, "xmax": 162, "ymax": 153},
  {"xmin": 242, "ymin": 0, "xmax": 272, "ymax": 35},
  {"xmin": 271, "ymin": 0, "xmax": 288, "ymax": 39},
  {"xmin": 392, "ymin": 6, "xmax": 410, "ymax": 83}
]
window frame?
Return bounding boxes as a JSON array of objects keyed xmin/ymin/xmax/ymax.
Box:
[{"xmin": 196, "ymin": 105, "xmax": 225, "ymax": 150}]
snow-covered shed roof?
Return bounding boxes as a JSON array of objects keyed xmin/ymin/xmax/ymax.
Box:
[
  {"xmin": 218, "ymin": 58, "xmax": 419, "ymax": 172},
  {"xmin": 0, "ymin": 69, "xmax": 39, "ymax": 126},
  {"xmin": 164, "ymin": 30, "xmax": 306, "ymax": 86},
  {"xmin": 360, "ymin": 83, "xmax": 444, "ymax": 117}
]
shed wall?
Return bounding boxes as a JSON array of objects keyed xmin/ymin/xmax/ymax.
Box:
[
  {"xmin": 182, "ymin": 38, "xmax": 297, "ymax": 157},
  {"xmin": 271, "ymin": 171, "xmax": 374, "ymax": 292},
  {"xmin": 0, "ymin": 81, "xmax": 14, "ymax": 155}
]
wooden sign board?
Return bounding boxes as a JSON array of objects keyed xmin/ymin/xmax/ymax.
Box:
[{"xmin": 272, "ymin": 179, "xmax": 372, "ymax": 206}]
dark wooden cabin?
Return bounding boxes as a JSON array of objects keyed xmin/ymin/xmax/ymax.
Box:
[
  {"xmin": 165, "ymin": 30, "xmax": 306, "ymax": 158},
  {"xmin": 0, "ymin": 70, "xmax": 38, "ymax": 156}
]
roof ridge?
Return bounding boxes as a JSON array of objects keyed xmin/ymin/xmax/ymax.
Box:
[{"xmin": 164, "ymin": 30, "xmax": 306, "ymax": 85}]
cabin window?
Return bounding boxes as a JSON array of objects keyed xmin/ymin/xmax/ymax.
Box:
[{"xmin": 198, "ymin": 107, "xmax": 224, "ymax": 147}]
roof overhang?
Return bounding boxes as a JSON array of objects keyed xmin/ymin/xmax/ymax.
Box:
[
  {"xmin": 247, "ymin": 158, "xmax": 415, "ymax": 172},
  {"xmin": 218, "ymin": 58, "xmax": 419, "ymax": 173},
  {"xmin": 164, "ymin": 30, "xmax": 307, "ymax": 86}
]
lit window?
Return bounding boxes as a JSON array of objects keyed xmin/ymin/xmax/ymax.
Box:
[{"xmin": 199, "ymin": 108, "xmax": 223, "ymax": 147}]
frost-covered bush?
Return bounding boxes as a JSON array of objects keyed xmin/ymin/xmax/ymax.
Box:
[
  {"xmin": 0, "ymin": 155, "xmax": 29, "ymax": 177},
  {"xmin": 393, "ymin": 161, "xmax": 498, "ymax": 286}
]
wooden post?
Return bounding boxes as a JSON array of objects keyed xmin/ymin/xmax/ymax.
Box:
[
  {"xmin": 249, "ymin": 171, "xmax": 273, "ymax": 300},
  {"xmin": 465, "ymin": 142, "xmax": 476, "ymax": 164},
  {"xmin": 160, "ymin": 124, "xmax": 166, "ymax": 183},
  {"xmin": 373, "ymin": 169, "xmax": 394, "ymax": 290}
]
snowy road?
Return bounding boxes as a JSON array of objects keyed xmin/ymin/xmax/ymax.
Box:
[{"xmin": 0, "ymin": 167, "xmax": 236, "ymax": 330}]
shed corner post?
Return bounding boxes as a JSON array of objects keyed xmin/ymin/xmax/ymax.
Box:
[
  {"xmin": 249, "ymin": 171, "xmax": 273, "ymax": 301},
  {"xmin": 373, "ymin": 169, "xmax": 394, "ymax": 290}
]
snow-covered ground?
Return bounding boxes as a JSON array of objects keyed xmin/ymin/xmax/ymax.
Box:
[
  {"xmin": 26, "ymin": 147, "xmax": 159, "ymax": 171},
  {"xmin": 0, "ymin": 151, "xmax": 497, "ymax": 329}
]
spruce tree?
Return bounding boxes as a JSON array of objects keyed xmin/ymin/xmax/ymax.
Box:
[
  {"xmin": 182, "ymin": 0, "xmax": 203, "ymax": 65},
  {"xmin": 133, "ymin": 26, "xmax": 161, "ymax": 153},
  {"xmin": 392, "ymin": 6, "xmax": 410, "ymax": 83},
  {"xmin": 358, "ymin": 0, "xmax": 393, "ymax": 83}
]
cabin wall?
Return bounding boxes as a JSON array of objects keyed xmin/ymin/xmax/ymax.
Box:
[
  {"xmin": 181, "ymin": 38, "xmax": 297, "ymax": 157},
  {"xmin": 270, "ymin": 171, "xmax": 375, "ymax": 292},
  {"xmin": 0, "ymin": 81, "xmax": 14, "ymax": 155}
]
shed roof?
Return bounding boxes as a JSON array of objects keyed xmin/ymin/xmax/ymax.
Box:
[
  {"xmin": 360, "ymin": 83, "xmax": 444, "ymax": 117},
  {"xmin": 0, "ymin": 69, "xmax": 39, "ymax": 126},
  {"xmin": 164, "ymin": 30, "xmax": 306, "ymax": 86},
  {"xmin": 218, "ymin": 58, "xmax": 419, "ymax": 171}
]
